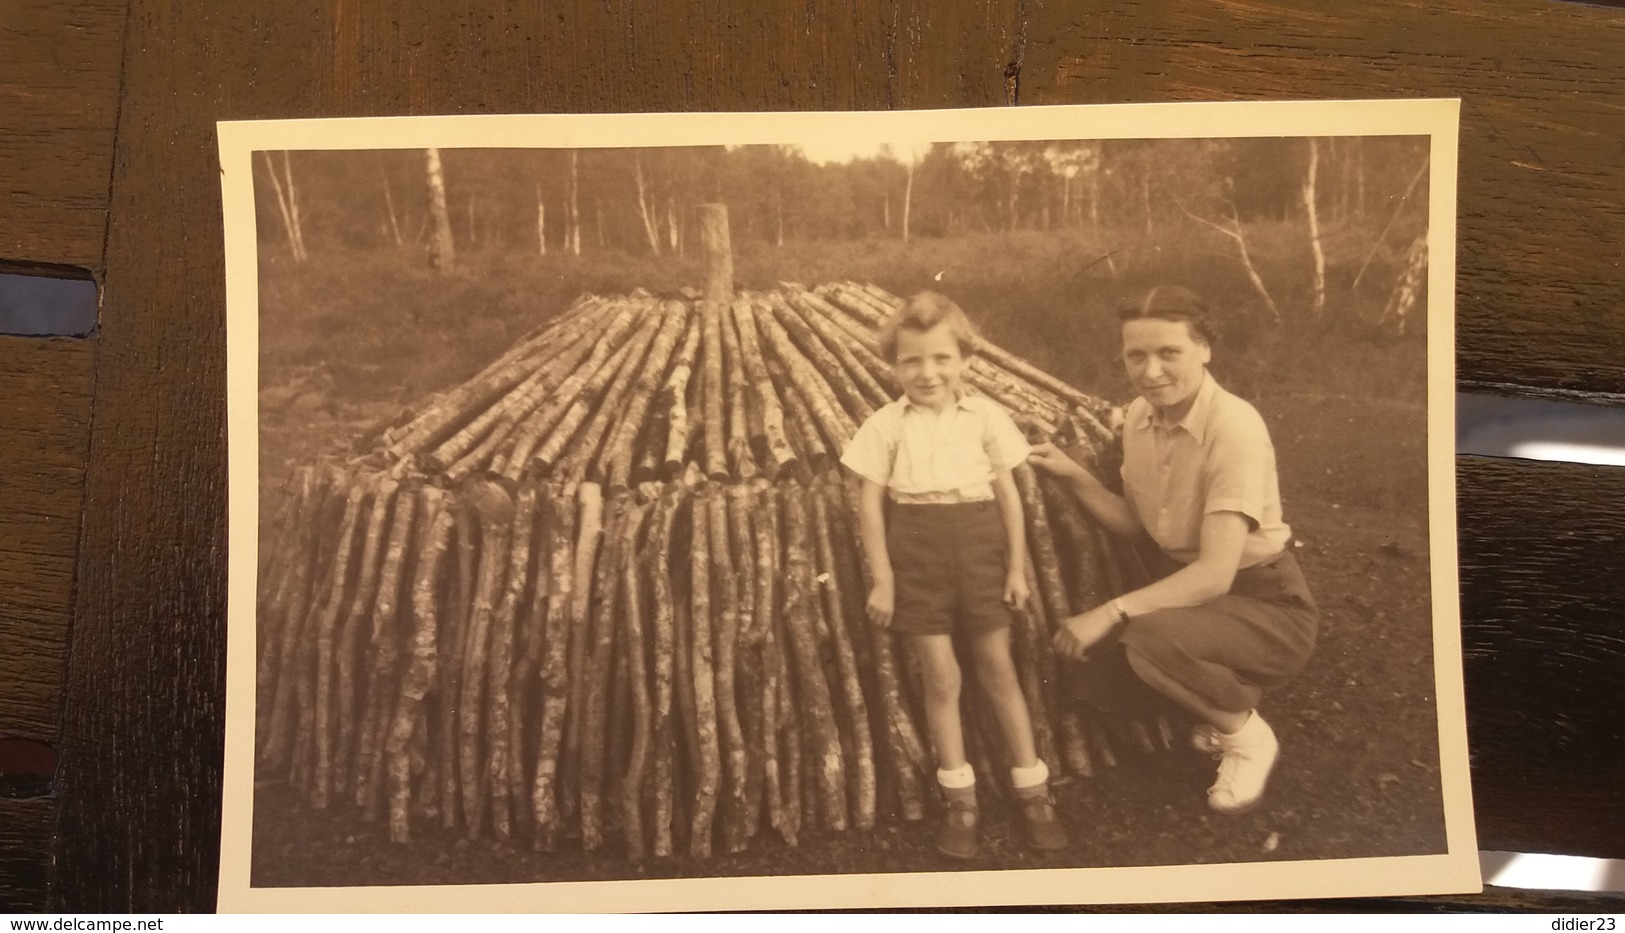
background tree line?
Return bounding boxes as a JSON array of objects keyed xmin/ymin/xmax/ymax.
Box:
[{"xmin": 255, "ymin": 136, "xmax": 1430, "ymax": 331}]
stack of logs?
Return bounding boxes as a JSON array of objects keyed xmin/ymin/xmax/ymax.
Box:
[{"xmin": 256, "ymin": 281, "xmax": 1172, "ymax": 858}]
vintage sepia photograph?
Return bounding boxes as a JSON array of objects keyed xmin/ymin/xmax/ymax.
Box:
[{"xmin": 218, "ymin": 102, "xmax": 1476, "ymax": 911}]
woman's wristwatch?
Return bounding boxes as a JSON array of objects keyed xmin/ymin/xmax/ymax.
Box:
[{"xmin": 1111, "ymin": 598, "xmax": 1133, "ymax": 626}]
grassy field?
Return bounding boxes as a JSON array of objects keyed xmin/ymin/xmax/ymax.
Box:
[{"xmin": 253, "ymin": 231, "xmax": 1445, "ymax": 894}]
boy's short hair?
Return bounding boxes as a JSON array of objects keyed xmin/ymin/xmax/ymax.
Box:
[
  {"xmin": 1117, "ymin": 285, "xmax": 1217, "ymax": 347},
  {"xmin": 878, "ymin": 291, "xmax": 979, "ymax": 362}
]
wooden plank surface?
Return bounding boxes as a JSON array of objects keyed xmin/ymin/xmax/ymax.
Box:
[
  {"xmin": 0, "ymin": 3, "xmax": 116, "ymax": 915},
  {"xmin": 1073, "ymin": 886, "xmax": 1625, "ymax": 914},
  {"xmin": 1458, "ymin": 455, "xmax": 1625, "ymax": 860},
  {"xmin": 1022, "ymin": 0, "xmax": 1625, "ymax": 403},
  {"xmin": 0, "ymin": 798, "xmax": 54, "ymax": 913},
  {"xmin": 38, "ymin": 0, "xmax": 1625, "ymax": 912},
  {"xmin": 0, "ymin": 335, "xmax": 95, "ymax": 740},
  {"xmin": 0, "ymin": 1, "xmax": 126, "ymax": 271}
]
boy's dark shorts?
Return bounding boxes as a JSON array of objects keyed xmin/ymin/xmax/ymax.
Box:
[{"xmin": 887, "ymin": 499, "xmax": 1012, "ymax": 637}]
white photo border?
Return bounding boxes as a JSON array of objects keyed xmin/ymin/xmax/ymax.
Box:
[{"xmin": 218, "ymin": 99, "xmax": 1474, "ymax": 912}]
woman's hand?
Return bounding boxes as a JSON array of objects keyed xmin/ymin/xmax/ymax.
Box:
[
  {"xmin": 1003, "ymin": 569, "xmax": 1030, "ymax": 611},
  {"xmin": 1028, "ymin": 442, "xmax": 1090, "ymax": 481},
  {"xmin": 867, "ymin": 579, "xmax": 895, "ymax": 628},
  {"xmin": 1052, "ymin": 603, "xmax": 1121, "ymax": 661}
]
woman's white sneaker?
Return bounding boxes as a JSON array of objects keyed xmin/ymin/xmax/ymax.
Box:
[{"xmin": 1207, "ymin": 712, "xmax": 1278, "ymax": 815}]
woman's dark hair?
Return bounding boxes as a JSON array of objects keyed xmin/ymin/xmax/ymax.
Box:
[{"xmin": 1116, "ymin": 285, "xmax": 1217, "ymax": 347}]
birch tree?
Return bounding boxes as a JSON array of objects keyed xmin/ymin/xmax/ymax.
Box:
[
  {"xmin": 1353, "ymin": 158, "xmax": 1429, "ymax": 291},
  {"xmin": 1379, "ymin": 235, "xmax": 1427, "ymax": 335},
  {"xmin": 567, "ymin": 150, "xmax": 582, "ymax": 256},
  {"xmin": 633, "ymin": 153, "xmax": 662, "ymax": 256},
  {"xmin": 261, "ymin": 150, "xmax": 309, "ymax": 262},
  {"xmin": 535, "ymin": 182, "xmax": 547, "ymax": 257},
  {"xmin": 1047, "ymin": 142, "xmax": 1113, "ymax": 272},
  {"xmin": 666, "ymin": 196, "xmax": 682, "ymax": 255},
  {"xmin": 1173, "ymin": 179, "xmax": 1282, "ymax": 323},
  {"xmin": 1303, "ymin": 139, "xmax": 1327, "ymax": 319},
  {"xmin": 901, "ymin": 158, "xmax": 915, "ymax": 245},
  {"xmin": 380, "ymin": 166, "xmax": 403, "ymax": 248}
]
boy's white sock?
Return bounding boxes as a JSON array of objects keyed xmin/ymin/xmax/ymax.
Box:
[
  {"xmin": 936, "ymin": 763, "xmax": 976, "ymax": 790},
  {"xmin": 1010, "ymin": 759, "xmax": 1049, "ymax": 792}
]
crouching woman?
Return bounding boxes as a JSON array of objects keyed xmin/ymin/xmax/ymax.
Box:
[{"xmin": 1028, "ymin": 286, "xmax": 1317, "ymax": 814}]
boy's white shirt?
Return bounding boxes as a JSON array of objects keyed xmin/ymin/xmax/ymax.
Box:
[{"xmin": 840, "ymin": 391, "xmax": 1031, "ymax": 502}]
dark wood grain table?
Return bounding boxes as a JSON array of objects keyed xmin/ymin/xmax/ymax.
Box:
[{"xmin": 2, "ymin": 0, "xmax": 1621, "ymax": 912}]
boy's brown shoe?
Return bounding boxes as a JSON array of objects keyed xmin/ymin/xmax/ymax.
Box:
[
  {"xmin": 1016, "ymin": 791, "xmax": 1068, "ymax": 851},
  {"xmin": 935, "ymin": 798, "xmax": 979, "ymax": 859}
]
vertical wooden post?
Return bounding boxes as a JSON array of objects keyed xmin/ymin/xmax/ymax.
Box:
[
  {"xmin": 425, "ymin": 147, "xmax": 455, "ymax": 270},
  {"xmin": 699, "ymin": 204, "xmax": 732, "ymax": 480},
  {"xmin": 699, "ymin": 204, "xmax": 734, "ymax": 306}
]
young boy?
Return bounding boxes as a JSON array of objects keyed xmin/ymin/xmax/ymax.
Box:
[{"xmin": 840, "ymin": 291, "xmax": 1065, "ymax": 859}]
